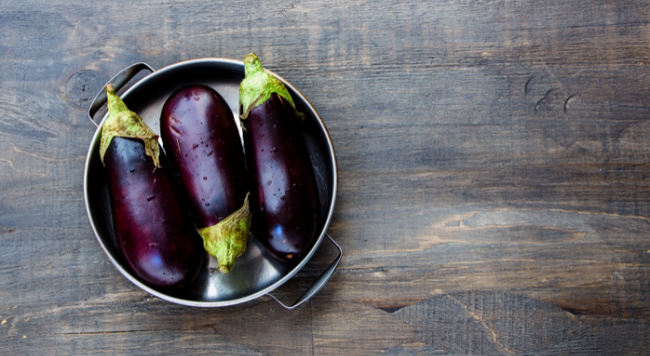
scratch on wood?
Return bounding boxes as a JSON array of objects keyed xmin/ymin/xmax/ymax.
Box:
[
  {"xmin": 564, "ymin": 95, "xmax": 575, "ymax": 113},
  {"xmin": 433, "ymin": 207, "xmax": 650, "ymax": 228},
  {"xmin": 534, "ymin": 89, "xmax": 557, "ymax": 113},
  {"xmin": 447, "ymin": 295, "xmax": 516, "ymax": 355},
  {"xmin": 471, "ymin": 224, "xmax": 585, "ymax": 240},
  {"xmin": 1, "ymin": 158, "xmax": 17, "ymax": 170},
  {"xmin": 59, "ymin": 330, "xmax": 155, "ymax": 336},
  {"xmin": 524, "ymin": 76, "xmax": 535, "ymax": 95},
  {"xmin": 9, "ymin": 291, "xmax": 144, "ymax": 322},
  {"xmin": 12, "ymin": 144, "xmax": 83, "ymax": 162},
  {"xmin": 0, "ymin": 158, "xmax": 47, "ymax": 177},
  {"xmin": 414, "ymin": 228, "xmax": 586, "ymax": 252}
]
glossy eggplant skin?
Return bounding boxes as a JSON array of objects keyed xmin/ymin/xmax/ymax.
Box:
[
  {"xmin": 243, "ymin": 93, "xmax": 320, "ymax": 260},
  {"xmin": 105, "ymin": 136, "xmax": 204, "ymax": 288},
  {"xmin": 160, "ymin": 85, "xmax": 248, "ymax": 228}
]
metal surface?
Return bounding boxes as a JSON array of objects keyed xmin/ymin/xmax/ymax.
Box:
[
  {"xmin": 87, "ymin": 62, "xmax": 154, "ymax": 126},
  {"xmin": 84, "ymin": 58, "xmax": 339, "ymax": 307},
  {"xmin": 266, "ymin": 234, "xmax": 342, "ymax": 309}
]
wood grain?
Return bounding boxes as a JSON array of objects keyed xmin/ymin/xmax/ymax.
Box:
[
  {"xmin": 214, "ymin": 300, "xmax": 417, "ymax": 356},
  {"xmin": 1, "ymin": 0, "xmax": 650, "ymax": 354}
]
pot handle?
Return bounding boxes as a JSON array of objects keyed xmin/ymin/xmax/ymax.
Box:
[
  {"xmin": 266, "ymin": 233, "xmax": 342, "ymax": 310},
  {"xmin": 87, "ymin": 62, "xmax": 155, "ymax": 126}
]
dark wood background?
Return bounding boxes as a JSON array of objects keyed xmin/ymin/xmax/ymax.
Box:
[{"xmin": 1, "ymin": 0, "xmax": 650, "ymax": 354}]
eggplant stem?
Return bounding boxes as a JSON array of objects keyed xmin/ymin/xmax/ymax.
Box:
[
  {"xmin": 239, "ymin": 53, "xmax": 303, "ymax": 120},
  {"xmin": 99, "ymin": 85, "xmax": 161, "ymax": 168},
  {"xmin": 198, "ymin": 193, "xmax": 252, "ymax": 273}
]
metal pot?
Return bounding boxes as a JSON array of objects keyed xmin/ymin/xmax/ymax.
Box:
[{"xmin": 83, "ymin": 59, "xmax": 341, "ymax": 308}]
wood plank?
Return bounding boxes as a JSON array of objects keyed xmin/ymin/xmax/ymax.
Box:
[
  {"xmin": 1, "ymin": 0, "xmax": 649, "ymax": 354},
  {"xmin": 214, "ymin": 300, "xmax": 417, "ymax": 356}
]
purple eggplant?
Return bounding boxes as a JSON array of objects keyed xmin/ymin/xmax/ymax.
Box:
[
  {"xmin": 160, "ymin": 85, "xmax": 251, "ymax": 273},
  {"xmin": 239, "ymin": 53, "xmax": 320, "ymax": 261},
  {"xmin": 100, "ymin": 84, "xmax": 204, "ymax": 287}
]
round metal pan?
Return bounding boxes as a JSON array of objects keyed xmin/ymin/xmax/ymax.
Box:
[{"xmin": 83, "ymin": 59, "xmax": 341, "ymax": 308}]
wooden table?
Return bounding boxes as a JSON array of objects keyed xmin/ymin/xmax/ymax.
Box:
[{"xmin": 2, "ymin": 1, "xmax": 649, "ymax": 354}]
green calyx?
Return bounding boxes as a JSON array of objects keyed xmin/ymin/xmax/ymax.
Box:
[
  {"xmin": 99, "ymin": 84, "xmax": 161, "ymax": 168},
  {"xmin": 239, "ymin": 53, "xmax": 302, "ymax": 120},
  {"xmin": 198, "ymin": 193, "xmax": 252, "ymax": 273}
]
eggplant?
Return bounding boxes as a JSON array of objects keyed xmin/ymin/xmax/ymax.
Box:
[
  {"xmin": 239, "ymin": 53, "xmax": 320, "ymax": 261},
  {"xmin": 100, "ymin": 84, "xmax": 204, "ymax": 287},
  {"xmin": 160, "ymin": 85, "xmax": 251, "ymax": 273}
]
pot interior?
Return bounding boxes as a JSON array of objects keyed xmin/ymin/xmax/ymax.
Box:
[{"xmin": 84, "ymin": 59, "xmax": 337, "ymax": 306}]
